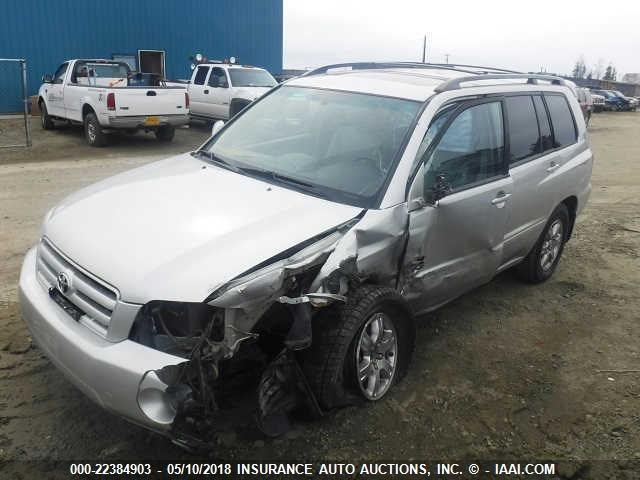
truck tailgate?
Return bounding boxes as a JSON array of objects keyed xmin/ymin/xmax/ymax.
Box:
[{"xmin": 110, "ymin": 87, "xmax": 188, "ymax": 116}]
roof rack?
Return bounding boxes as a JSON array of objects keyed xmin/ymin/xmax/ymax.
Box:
[
  {"xmin": 303, "ymin": 62, "xmax": 516, "ymax": 77},
  {"xmin": 434, "ymin": 73, "xmax": 568, "ymax": 93}
]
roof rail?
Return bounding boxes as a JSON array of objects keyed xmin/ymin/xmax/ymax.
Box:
[
  {"xmin": 303, "ymin": 62, "xmax": 499, "ymax": 77},
  {"xmin": 434, "ymin": 74, "xmax": 567, "ymax": 93}
]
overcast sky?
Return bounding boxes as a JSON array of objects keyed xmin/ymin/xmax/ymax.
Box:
[{"xmin": 283, "ymin": 0, "xmax": 640, "ymax": 78}]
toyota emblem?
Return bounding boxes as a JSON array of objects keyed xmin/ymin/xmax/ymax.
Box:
[{"xmin": 57, "ymin": 272, "xmax": 71, "ymax": 294}]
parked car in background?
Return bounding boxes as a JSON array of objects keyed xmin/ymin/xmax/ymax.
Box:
[
  {"xmin": 187, "ymin": 62, "xmax": 277, "ymax": 122},
  {"xmin": 38, "ymin": 59, "xmax": 190, "ymax": 146},
  {"xmin": 591, "ymin": 89, "xmax": 632, "ymax": 111},
  {"xmin": 576, "ymin": 87, "xmax": 593, "ymax": 124},
  {"xmin": 591, "ymin": 93, "xmax": 606, "ymax": 113},
  {"xmin": 610, "ymin": 90, "xmax": 638, "ymax": 111},
  {"xmin": 20, "ymin": 63, "xmax": 592, "ymax": 445}
]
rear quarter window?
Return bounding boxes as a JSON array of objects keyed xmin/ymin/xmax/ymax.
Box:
[{"xmin": 545, "ymin": 94, "xmax": 577, "ymax": 148}]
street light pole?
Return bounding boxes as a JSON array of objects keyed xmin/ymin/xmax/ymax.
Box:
[{"xmin": 422, "ymin": 35, "xmax": 427, "ymax": 63}]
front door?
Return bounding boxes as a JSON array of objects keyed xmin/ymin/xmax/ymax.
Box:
[
  {"xmin": 403, "ymin": 99, "xmax": 513, "ymax": 312},
  {"xmin": 46, "ymin": 62, "xmax": 68, "ymax": 117},
  {"xmin": 207, "ymin": 67, "xmax": 231, "ymax": 119},
  {"xmin": 188, "ymin": 65, "xmax": 211, "ymax": 117}
]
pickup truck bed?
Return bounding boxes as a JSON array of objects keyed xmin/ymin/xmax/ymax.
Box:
[{"xmin": 38, "ymin": 59, "xmax": 190, "ymax": 146}]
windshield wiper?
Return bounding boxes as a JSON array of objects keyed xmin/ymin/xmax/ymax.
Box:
[
  {"xmin": 239, "ymin": 166, "xmax": 329, "ymax": 198},
  {"xmin": 192, "ymin": 150, "xmax": 241, "ymax": 173}
]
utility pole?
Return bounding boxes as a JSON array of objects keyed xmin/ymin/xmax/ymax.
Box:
[
  {"xmin": 422, "ymin": 35, "xmax": 427, "ymax": 63},
  {"xmin": 445, "ymin": 53, "xmax": 450, "ymax": 64}
]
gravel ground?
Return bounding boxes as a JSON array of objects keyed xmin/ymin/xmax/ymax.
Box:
[{"xmin": 0, "ymin": 113, "xmax": 639, "ymax": 478}]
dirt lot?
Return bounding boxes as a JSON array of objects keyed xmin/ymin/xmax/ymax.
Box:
[{"xmin": 1, "ymin": 113, "xmax": 639, "ymax": 478}]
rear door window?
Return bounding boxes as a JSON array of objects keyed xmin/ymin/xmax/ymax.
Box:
[
  {"xmin": 545, "ymin": 94, "xmax": 577, "ymax": 147},
  {"xmin": 505, "ymin": 95, "xmax": 540, "ymax": 163},
  {"xmin": 533, "ymin": 95, "xmax": 553, "ymax": 151},
  {"xmin": 193, "ymin": 66, "xmax": 210, "ymax": 85}
]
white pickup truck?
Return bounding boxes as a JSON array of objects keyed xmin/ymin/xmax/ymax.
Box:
[
  {"xmin": 187, "ymin": 62, "xmax": 277, "ymax": 121},
  {"xmin": 38, "ymin": 59, "xmax": 189, "ymax": 146}
]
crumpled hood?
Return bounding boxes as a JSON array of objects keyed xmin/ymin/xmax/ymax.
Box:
[{"xmin": 43, "ymin": 153, "xmax": 361, "ymax": 304}]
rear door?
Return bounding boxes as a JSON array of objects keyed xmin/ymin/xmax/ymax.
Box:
[
  {"xmin": 404, "ymin": 99, "xmax": 513, "ymax": 311},
  {"xmin": 188, "ymin": 65, "xmax": 211, "ymax": 117},
  {"xmin": 501, "ymin": 93, "xmax": 579, "ymax": 267}
]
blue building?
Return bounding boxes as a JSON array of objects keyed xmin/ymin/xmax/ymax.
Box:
[{"xmin": 0, "ymin": 0, "xmax": 283, "ymax": 112}]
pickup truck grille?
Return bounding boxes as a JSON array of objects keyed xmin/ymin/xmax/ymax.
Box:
[{"xmin": 36, "ymin": 238, "xmax": 118, "ymax": 337}]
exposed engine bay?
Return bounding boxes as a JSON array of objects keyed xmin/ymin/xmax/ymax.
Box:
[{"xmin": 127, "ymin": 206, "xmax": 411, "ymax": 447}]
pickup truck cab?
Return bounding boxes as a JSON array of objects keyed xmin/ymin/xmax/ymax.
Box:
[
  {"xmin": 38, "ymin": 59, "xmax": 190, "ymax": 146},
  {"xmin": 187, "ymin": 62, "xmax": 277, "ymax": 121}
]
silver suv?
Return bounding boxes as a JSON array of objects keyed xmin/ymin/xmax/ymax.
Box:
[{"xmin": 19, "ymin": 62, "xmax": 592, "ymax": 444}]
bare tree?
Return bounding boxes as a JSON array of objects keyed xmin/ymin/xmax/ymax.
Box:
[
  {"xmin": 593, "ymin": 58, "xmax": 605, "ymax": 80},
  {"xmin": 572, "ymin": 55, "xmax": 587, "ymax": 79},
  {"xmin": 603, "ymin": 63, "xmax": 617, "ymax": 81}
]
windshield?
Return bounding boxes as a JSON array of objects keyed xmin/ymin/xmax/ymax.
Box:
[
  {"xmin": 204, "ymin": 86, "xmax": 421, "ymax": 207},
  {"xmin": 228, "ymin": 68, "xmax": 277, "ymax": 87}
]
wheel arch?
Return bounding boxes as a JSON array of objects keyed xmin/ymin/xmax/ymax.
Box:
[
  {"xmin": 81, "ymin": 103, "xmax": 96, "ymax": 119},
  {"xmin": 229, "ymin": 97, "xmax": 252, "ymax": 118},
  {"xmin": 561, "ymin": 195, "xmax": 578, "ymax": 240}
]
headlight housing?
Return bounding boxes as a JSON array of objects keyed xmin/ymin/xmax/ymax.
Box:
[{"xmin": 130, "ymin": 301, "xmax": 225, "ymax": 357}]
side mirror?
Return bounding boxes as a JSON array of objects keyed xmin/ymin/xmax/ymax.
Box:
[
  {"xmin": 42, "ymin": 74, "xmax": 53, "ymax": 83},
  {"xmin": 211, "ymin": 120, "xmax": 225, "ymax": 136},
  {"xmin": 432, "ymin": 173, "xmax": 452, "ymax": 202}
]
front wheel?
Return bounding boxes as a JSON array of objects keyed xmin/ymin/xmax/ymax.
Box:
[
  {"xmin": 155, "ymin": 125, "xmax": 175, "ymax": 142},
  {"xmin": 516, "ymin": 204, "xmax": 569, "ymax": 283},
  {"xmin": 40, "ymin": 102, "xmax": 54, "ymax": 130},
  {"xmin": 299, "ymin": 285, "xmax": 414, "ymax": 409}
]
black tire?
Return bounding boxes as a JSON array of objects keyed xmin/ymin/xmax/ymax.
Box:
[
  {"xmin": 229, "ymin": 99, "xmax": 250, "ymax": 118},
  {"xmin": 84, "ymin": 112, "xmax": 107, "ymax": 147},
  {"xmin": 40, "ymin": 102, "xmax": 54, "ymax": 130},
  {"xmin": 516, "ymin": 203, "xmax": 570, "ymax": 284},
  {"xmin": 299, "ymin": 285, "xmax": 414, "ymax": 410},
  {"xmin": 155, "ymin": 125, "xmax": 175, "ymax": 142}
]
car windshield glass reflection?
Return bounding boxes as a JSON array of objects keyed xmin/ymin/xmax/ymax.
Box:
[{"xmin": 205, "ymin": 86, "xmax": 421, "ymax": 207}]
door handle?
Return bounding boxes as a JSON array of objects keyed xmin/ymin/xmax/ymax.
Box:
[
  {"xmin": 491, "ymin": 191, "xmax": 511, "ymax": 205},
  {"xmin": 546, "ymin": 161, "xmax": 560, "ymax": 173},
  {"xmin": 204, "ymin": 89, "xmax": 209, "ymax": 94}
]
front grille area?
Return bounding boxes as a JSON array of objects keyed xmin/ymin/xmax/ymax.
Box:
[{"xmin": 36, "ymin": 238, "xmax": 118, "ymax": 337}]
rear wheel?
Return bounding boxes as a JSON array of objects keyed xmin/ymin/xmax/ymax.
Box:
[
  {"xmin": 516, "ymin": 204, "xmax": 569, "ymax": 283},
  {"xmin": 299, "ymin": 285, "xmax": 414, "ymax": 409},
  {"xmin": 40, "ymin": 102, "xmax": 54, "ymax": 130},
  {"xmin": 84, "ymin": 112, "xmax": 107, "ymax": 147},
  {"xmin": 155, "ymin": 125, "xmax": 175, "ymax": 142}
]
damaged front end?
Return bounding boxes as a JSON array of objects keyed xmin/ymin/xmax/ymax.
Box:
[{"xmin": 128, "ymin": 205, "xmax": 409, "ymax": 446}]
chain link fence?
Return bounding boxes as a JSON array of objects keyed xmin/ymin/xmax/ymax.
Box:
[{"xmin": 0, "ymin": 59, "xmax": 32, "ymax": 148}]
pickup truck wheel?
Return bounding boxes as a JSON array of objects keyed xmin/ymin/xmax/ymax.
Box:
[
  {"xmin": 84, "ymin": 113, "xmax": 107, "ymax": 147},
  {"xmin": 40, "ymin": 102, "xmax": 54, "ymax": 130},
  {"xmin": 516, "ymin": 203, "xmax": 569, "ymax": 284},
  {"xmin": 155, "ymin": 125, "xmax": 175, "ymax": 142},
  {"xmin": 299, "ymin": 285, "xmax": 414, "ymax": 409}
]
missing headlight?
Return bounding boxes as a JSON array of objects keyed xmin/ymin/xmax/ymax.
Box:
[{"xmin": 130, "ymin": 301, "xmax": 225, "ymax": 357}]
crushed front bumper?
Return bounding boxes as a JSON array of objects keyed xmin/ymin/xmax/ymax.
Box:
[{"xmin": 18, "ymin": 247, "xmax": 183, "ymax": 433}]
